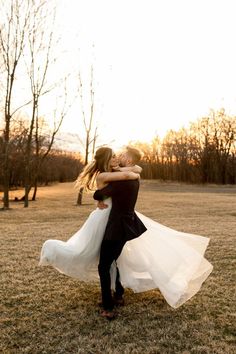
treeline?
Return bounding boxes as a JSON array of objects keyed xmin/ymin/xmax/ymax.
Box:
[
  {"xmin": 1, "ymin": 108, "xmax": 235, "ymax": 210},
  {"xmin": 0, "ymin": 146, "xmax": 83, "ymax": 189},
  {"xmin": 0, "ymin": 117, "xmax": 83, "ymax": 200},
  {"xmin": 39, "ymin": 151, "xmax": 83, "ymax": 185},
  {"xmin": 135, "ymin": 109, "xmax": 236, "ymax": 184},
  {"xmin": 0, "ymin": 128, "xmax": 83, "ymax": 188}
]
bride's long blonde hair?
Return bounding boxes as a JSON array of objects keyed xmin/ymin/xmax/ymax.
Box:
[{"xmin": 75, "ymin": 147, "xmax": 113, "ymax": 191}]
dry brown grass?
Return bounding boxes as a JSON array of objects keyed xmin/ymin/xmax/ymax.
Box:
[{"xmin": 1, "ymin": 181, "xmax": 235, "ymax": 354}]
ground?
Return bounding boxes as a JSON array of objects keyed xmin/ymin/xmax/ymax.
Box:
[{"xmin": 1, "ymin": 181, "xmax": 235, "ymax": 353}]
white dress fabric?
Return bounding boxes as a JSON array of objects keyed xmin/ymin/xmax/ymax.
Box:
[{"xmin": 39, "ymin": 198, "xmax": 213, "ymax": 308}]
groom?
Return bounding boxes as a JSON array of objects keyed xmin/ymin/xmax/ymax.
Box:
[{"xmin": 93, "ymin": 146, "xmax": 147, "ymax": 319}]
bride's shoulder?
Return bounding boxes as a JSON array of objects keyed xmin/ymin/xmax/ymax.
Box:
[
  {"xmin": 96, "ymin": 172, "xmax": 110, "ymax": 189},
  {"xmin": 96, "ymin": 172, "xmax": 106, "ymax": 182}
]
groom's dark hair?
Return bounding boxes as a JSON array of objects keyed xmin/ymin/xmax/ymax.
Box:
[{"xmin": 126, "ymin": 146, "xmax": 142, "ymax": 164}]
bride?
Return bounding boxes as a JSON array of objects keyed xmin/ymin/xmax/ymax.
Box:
[{"xmin": 39, "ymin": 146, "xmax": 213, "ymax": 309}]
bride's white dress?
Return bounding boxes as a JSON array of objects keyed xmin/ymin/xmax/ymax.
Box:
[{"xmin": 39, "ymin": 198, "xmax": 213, "ymax": 308}]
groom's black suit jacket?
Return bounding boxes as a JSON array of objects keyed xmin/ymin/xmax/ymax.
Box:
[{"xmin": 93, "ymin": 179, "xmax": 147, "ymax": 242}]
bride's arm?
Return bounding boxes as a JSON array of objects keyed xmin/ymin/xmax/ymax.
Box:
[
  {"xmin": 113, "ymin": 165, "xmax": 142, "ymax": 174},
  {"xmin": 95, "ymin": 170, "xmax": 140, "ymax": 202},
  {"xmin": 97, "ymin": 171, "xmax": 139, "ymax": 187}
]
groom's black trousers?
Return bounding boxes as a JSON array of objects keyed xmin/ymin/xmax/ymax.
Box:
[{"xmin": 98, "ymin": 239, "xmax": 126, "ymax": 310}]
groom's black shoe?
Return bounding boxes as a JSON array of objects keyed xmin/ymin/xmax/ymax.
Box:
[{"xmin": 100, "ymin": 309, "xmax": 117, "ymax": 320}]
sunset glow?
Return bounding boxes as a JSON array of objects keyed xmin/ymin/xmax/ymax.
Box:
[{"xmin": 55, "ymin": 0, "xmax": 236, "ymax": 149}]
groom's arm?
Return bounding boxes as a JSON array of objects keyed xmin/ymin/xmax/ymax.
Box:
[{"xmin": 93, "ymin": 183, "xmax": 114, "ymax": 201}]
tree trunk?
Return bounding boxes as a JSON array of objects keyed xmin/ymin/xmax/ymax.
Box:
[
  {"xmin": 24, "ymin": 185, "xmax": 32, "ymax": 208},
  {"xmin": 2, "ymin": 116, "xmax": 10, "ymax": 209},
  {"xmin": 3, "ymin": 176, "xmax": 10, "ymax": 209},
  {"xmin": 2, "ymin": 151, "xmax": 10, "ymax": 209},
  {"xmin": 32, "ymin": 180, "xmax": 38, "ymax": 201},
  {"xmin": 76, "ymin": 187, "xmax": 84, "ymax": 205}
]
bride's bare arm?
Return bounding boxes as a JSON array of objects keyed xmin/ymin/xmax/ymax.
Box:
[
  {"xmin": 96, "ymin": 171, "xmax": 139, "ymax": 189},
  {"xmin": 114, "ymin": 165, "xmax": 142, "ymax": 174}
]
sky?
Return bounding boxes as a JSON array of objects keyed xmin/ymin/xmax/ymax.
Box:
[{"xmin": 54, "ymin": 0, "xmax": 236, "ymax": 149}]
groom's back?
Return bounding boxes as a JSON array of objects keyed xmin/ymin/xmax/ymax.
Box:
[
  {"xmin": 104, "ymin": 179, "xmax": 146, "ymax": 241},
  {"xmin": 108, "ymin": 179, "xmax": 139, "ymax": 214}
]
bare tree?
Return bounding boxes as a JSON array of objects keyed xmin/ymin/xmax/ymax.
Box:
[
  {"xmin": 0, "ymin": 0, "xmax": 31, "ymax": 209},
  {"xmin": 22, "ymin": 0, "xmax": 58, "ymax": 207},
  {"xmin": 76, "ymin": 66, "xmax": 98, "ymax": 205},
  {"xmin": 31, "ymin": 84, "xmax": 69, "ymax": 201},
  {"xmin": 0, "ymin": 0, "xmax": 71, "ymax": 208},
  {"xmin": 211, "ymin": 109, "xmax": 236, "ymax": 183}
]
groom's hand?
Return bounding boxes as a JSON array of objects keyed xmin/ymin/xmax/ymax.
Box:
[{"xmin": 97, "ymin": 201, "xmax": 108, "ymax": 209}]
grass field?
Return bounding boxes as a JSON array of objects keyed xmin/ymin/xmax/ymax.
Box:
[{"xmin": 1, "ymin": 181, "xmax": 235, "ymax": 354}]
